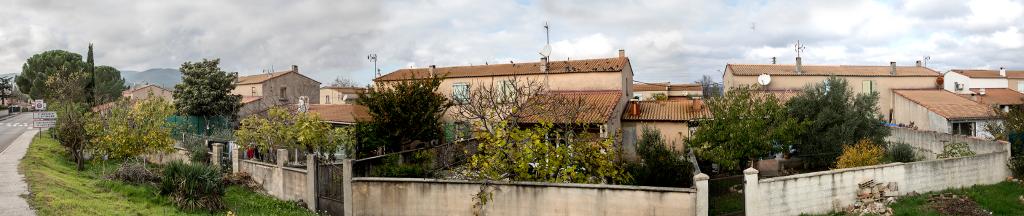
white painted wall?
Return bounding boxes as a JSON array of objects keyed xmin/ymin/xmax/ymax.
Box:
[
  {"xmin": 943, "ymin": 72, "xmax": 971, "ymax": 93},
  {"xmin": 972, "ymin": 78, "xmax": 1009, "ymax": 89}
]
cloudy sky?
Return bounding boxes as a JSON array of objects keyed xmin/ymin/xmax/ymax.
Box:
[{"xmin": 1, "ymin": 0, "xmax": 1022, "ymax": 85}]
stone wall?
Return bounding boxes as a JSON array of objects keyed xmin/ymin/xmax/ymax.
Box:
[
  {"xmin": 351, "ymin": 177, "xmax": 708, "ymax": 216},
  {"xmin": 745, "ymin": 128, "xmax": 1011, "ymax": 216}
]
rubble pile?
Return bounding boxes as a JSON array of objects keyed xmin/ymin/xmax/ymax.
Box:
[
  {"xmin": 845, "ymin": 180, "xmax": 898, "ymax": 216},
  {"xmin": 927, "ymin": 193, "xmax": 991, "ymax": 216}
]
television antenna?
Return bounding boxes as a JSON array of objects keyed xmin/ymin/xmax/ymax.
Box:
[
  {"xmin": 922, "ymin": 56, "xmax": 931, "ymax": 67},
  {"xmin": 368, "ymin": 54, "xmax": 380, "ymax": 77},
  {"xmin": 794, "ymin": 40, "xmax": 806, "ymax": 58}
]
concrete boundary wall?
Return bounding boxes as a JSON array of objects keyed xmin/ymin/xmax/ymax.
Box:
[
  {"xmin": 885, "ymin": 127, "xmax": 1008, "ymax": 159},
  {"xmin": 233, "ymin": 148, "xmax": 318, "ymax": 211},
  {"xmin": 351, "ymin": 176, "xmax": 708, "ymax": 216},
  {"xmin": 745, "ymin": 146, "xmax": 1010, "ymax": 215}
]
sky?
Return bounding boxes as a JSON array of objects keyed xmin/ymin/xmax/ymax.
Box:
[{"xmin": 1, "ymin": 0, "xmax": 1022, "ymax": 85}]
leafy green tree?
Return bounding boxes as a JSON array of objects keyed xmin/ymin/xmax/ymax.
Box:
[
  {"xmin": 690, "ymin": 85, "xmax": 803, "ymax": 170},
  {"xmin": 465, "ymin": 121, "xmax": 629, "ymax": 184},
  {"xmin": 85, "ymin": 43, "xmax": 96, "ymax": 103},
  {"xmin": 89, "ymin": 96, "xmax": 176, "ymax": 160},
  {"xmin": 173, "ymin": 59, "xmax": 242, "ymax": 129},
  {"xmin": 52, "ymin": 102, "xmax": 97, "ymax": 170},
  {"xmin": 16, "ymin": 50, "xmax": 89, "ymax": 100},
  {"xmin": 356, "ymin": 74, "xmax": 451, "ymax": 157},
  {"xmin": 93, "ymin": 66, "xmax": 128, "ymax": 104},
  {"xmin": 236, "ymin": 107, "xmax": 354, "ymax": 161},
  {"xmin": 987, "ymin": 107, "xmax": 1024, "ymax": 156},
  {"xmin": 786, "ymin": 76, "xmax": 889, "ymax": 168},
  {"xmin": 0, "ymin": 76, "xmax": 12, "ymax": 106},
  {"xmin": 626, "ymin": 126, "xmax": 694, "ymax": 187}
]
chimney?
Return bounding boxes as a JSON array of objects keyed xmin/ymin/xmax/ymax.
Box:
[
  {"xmin": 795, "ymin": 57, "xmax": 803, "ymax": 74},
  {"xmin": 540, "ymin": 57, "xmax": 549, "ymax": 73},
  {"xmin": 915, "ymin": 60, "xmax": 922, "ymax": 67},
  {"xmin": 1000, "ymin": 67, "xmax": 1006, "ymax": 77},
  {"xmin": 429, "ymin": 65, "xmax": 436, "ymax": 77},
  {"xmin": 629, "ymin": 101, "xmax": 640, "ymax": 116},
  {"xmin": 291, "ymin": 65, "xmax": 298, "ymax": 72},
  {"xmin": 890, "ymin": 62, "xmax": 896, "ymax": 75},
  {"xmin": 618, "ymin": 49, "xmax": 626, "ymax": 58}
]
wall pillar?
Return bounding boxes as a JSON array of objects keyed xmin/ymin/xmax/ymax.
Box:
[
  {"xmin": 743, "ymin": 167, "xmax": 760, "ymax": 216},
  {"xmin": 211, "ymin": 143, "xmax": 223, "ymax": 167},
  {"xmin": 274, "ymin": 149, "xmax": 288, "ymax": 197},
  {"xmin": 231, "ymin": 143, "xmax": 240, "ymax": 174},
  {"xmin": 306, "ymin": 154, "xmax": 317, "ymax": 211},
  {"xmin": 343, "ymin": 159, "xmax": 353, "ymax": 216},
  {"xmin": 694, "ymin": 173, "xmax": 709, "ymax": 216}
]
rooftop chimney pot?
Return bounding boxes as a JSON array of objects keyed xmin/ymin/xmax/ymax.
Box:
[
  {"xmin": 795, "ymin": 57, "xmax": 803, "ymax": 74},
  {"xmin": 1000, "ymin": 67, "xmax": 1007, "ymax": 77},
  {"xmin": 618, "ymin": 49, "xmax": 625, "ymax": 58},
  {"xmin": 429, "ymin": 65, "xmax": 436, "ymax": 77},
  {"xmin": 915, "ymin": 60, "xmax": 922, "ymax": 67},
  {"xmin": 890, "ymin": 62, "xmax": 897, "ymax": 75},
  {"xmin": 291, "ymin": 65, "xmax": 298, "ymax": 72}
]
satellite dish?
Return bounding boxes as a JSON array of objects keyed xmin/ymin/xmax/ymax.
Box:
[
  {"xmin": 757, "ymin": 74, "xmax": 772, "ymax": 86},
  {"xmin": 539, "ymin": 44, "xmax": 552, "ymax": 57}
]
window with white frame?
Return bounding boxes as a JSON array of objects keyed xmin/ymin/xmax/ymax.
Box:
[
  {"xmin": 862, "ymin": 80, "xmax": 874, "ymax": 93},
  {"xmin": 951, "ymin": 122, "xmax": 975, "ymax": 136},
  {"xmin": 499, "ymin": 80, "xmax": 515, "ymax": 103},
  {"xmin": 453, "ymin": 83, "xmax": 470, "ymax": 103}
]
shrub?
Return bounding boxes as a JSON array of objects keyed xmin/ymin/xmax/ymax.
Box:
[
  {"xmin": 937, "ymin": 142, "xmax": 976, "ymax": 159},
  {"xmin": 160, "ymin": 161, "xmax": 225, "ymax": 212},
  {"xmin": 184, "ymin": 138, "xmax": 210, "ymax": 164},
  {"xmin": 370, "ymin": 152, "xmax": 431, "ymax": 178},
  {"xmin": 835, "ymin": 139, "xmax": 884, "ymax": 169},
  {"xmin": 886, "ymin": 142, "xmax": 917, "ymax": 163},
  {"xmin": 1010, "ymin": 157, "xmax": 1024, "ymax": 179},
  {"xmin": 627, "ymin": 126, "xmax": 694, "ymax": 187},
  {"xmin": 107, "ymin": 160, "xmax": 160, "ymax": 184}
]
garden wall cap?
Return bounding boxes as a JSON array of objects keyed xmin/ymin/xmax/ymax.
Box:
[
  {"xmin": 744, "ymin": 167, "xmax": 759, "ymax": 174},
  {"xmin": 694, "ymin": 173, "xmax": 710, "ymax": 181}
]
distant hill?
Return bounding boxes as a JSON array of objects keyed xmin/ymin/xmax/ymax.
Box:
[
  {"xmin": 0, "ymin": 73, "xmax": 16, "ymax": 78},
  {"xmin": 121, "ymin": 68, "xmax": 182, "ymax": 89}
]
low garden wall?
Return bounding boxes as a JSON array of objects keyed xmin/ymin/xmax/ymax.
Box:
[
  {"xmin": 233, "ymin": 148, "xmax": 317, "ymax": 210},
  {"xmin": 351, "ymin": 177, "xmax": 708, "ymax": 216},
  {"xmin": 745, "ymin": 128, "xmax": 1011, "ymax": 216}
]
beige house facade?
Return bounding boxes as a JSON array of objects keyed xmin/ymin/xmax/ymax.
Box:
[
  {"xmin": 319, "ymin": 87, "xmax": 364, "ymax": 105},
  {"xmin": 123, "ymin": 84, "xmax": 173, "ymax": 101},
  {"xmin": 620, "ymin": 99, "xmax": 710, "ymax": 160},
  {"xmin": 723, "ymin": 60, "xmax": 942, "ymax": 121},
  {"xmin": 632, "ymin": 82, "xmax": 702, "ymax": 101},
  {"xmin": 233, "ymin": 65, "xmax": 321, "ymax": 117},
  {"xmin": 375, "ymin": 51, "xmax": 635, "ymax": 137}
]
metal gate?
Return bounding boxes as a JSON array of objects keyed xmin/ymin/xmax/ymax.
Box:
[{"xmin": 316, "ymin": 162, "xmax": 346, "ymax": 215}]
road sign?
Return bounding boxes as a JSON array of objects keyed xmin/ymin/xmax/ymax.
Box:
[
  {"xmin": 33, "ymin": 111, "xmax": 57, "ymax": 120},
  {"xmin": 33, "ymin": 120, "xmax": 56, "ymax": 128},
  {"xmin": 33, "ymin": 100, "xmax": 46, "ymax": 110}
]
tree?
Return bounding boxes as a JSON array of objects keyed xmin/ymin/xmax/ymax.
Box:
[
  {"xmin": 626, "ymin": 126, "xmax": 695, "ymax": 187},
  {"xmin": 93, "ymin": 66, "xmax": 128, "ymax": 104},
  {"xmin": 89, "ymin": 96, "xmax": 176, "ymax": 160},
  {"xmin": 786, "ymin": 76, "xmax": 889, "ymax": 168},
  {"xmin": 330, "ymin": 76, "xmax": 360, "ymax": 87},
  {"xmin": 173, "ymin": 59, "xmax": 242, "ymax": 129},
  {"xmin": 16, "ymin": 50, "xmax": 89, "ymax": 100},
  {"xmin": 85, "ymin": 43, "xmax": 96, "ymax": 103},
  {"xmin": 0, "ymin": 76, "xmax": 12, "ymax": 106},
  {"xmin": 689, "ymin": 85, "xmax": 803, "ymax": 170},
  {"xmin": 699, "ymin": 75, "xmax": 722, "ymax": 98},
  {"xmin": 235, "ymin": 107, "xmax": 353, "ymax": 161},
  {"xmin": 452, "ymin": 76, "xmax": 601, "ymax": 135},
  {"xmin": 987, "ymin": 106, "xmax": 1024, "ymax": 156},
  {"xmin": 356, "ymin": 74, "xmax": 451, "ymax": 157},
  {"xmin": 52, "ymin": 102, "xmax": 96, "ymax": 170}
]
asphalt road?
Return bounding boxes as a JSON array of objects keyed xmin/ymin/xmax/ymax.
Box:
[{"xmin": 0, "ymin": 113, "xmax": 33, "ymax": 153}]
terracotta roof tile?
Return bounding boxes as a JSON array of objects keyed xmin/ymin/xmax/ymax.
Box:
[
  {"xmin": 241, "ymin": 96, "xmax": 263, "ymax": 104},
  {"xmin": 520, "ymin": 91, "xmax": 622, "ymax": 124},
  {"xmin": 633, "ymin": 82, "xmax": 703, "ymax": 92},
  {"xmin": 123, "ymin": 84, "xmax": 170, "ymax": 96},
  {"xmin": 375, "ymin": 57, "xmax": 628, "ymax": 81},
  {"xmin": 950, "ymin": 69, "xmax": 1024, "ymax": 78},
  {"xmin": 966, "ymin": 88, "xmax": 1024, "ymax": 106},
  {"xmin": 622, "ymin": 100, "xmax": 710, "ymax": 121},
  {"xmin": 668, "ymin": 84, "xmax": 702, "ymax": 92},
  {"xmin": 894, "ymin": 89, "xmax": 997, "ymax": 120},
  {"xmin": 728, "ymin": 64, "xmax": 940, "ymax": 77},
  {"xmin": 307, "ymin": 104, "xmax": 371, "ymax": 124},
  {"xmin": 238, "ymin": 69, "xmax": 322, "ymax": 85}
]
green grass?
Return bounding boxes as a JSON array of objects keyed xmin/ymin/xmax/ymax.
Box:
[
  {"xmin": 709, "ymin": 176, "xmax": 744, "ymax": 215},
  {"xmin": 19, "ymin": 131, "xmax": 317, "ymax": 216},
  {"xmin": 804, "ymin": 181, "xmax": 1024, "ymax": 216}
]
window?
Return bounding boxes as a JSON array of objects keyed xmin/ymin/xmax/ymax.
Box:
[
  {"xmin": 453, "ymin": 83, "xmax": 470, "ymax": 103},
  {"xmin": 279, "ymin": 87, "xmax": 287, "ymax": 98},
  {"xmin": 325, "ymin": 95, "xmax": 331, "ymax": 104},
  {"xmin": 251, "ymin": 87, "xmax": 257, "ymax": 96},
  {"xmin": 499, "ymin": 80, "xmax": 515, "ymax": 103},
  {"xmin": 861, "ymin": 80, "xmax": 874, "ymax": 93},
  {"xmin": 951, "ymin": 122, "xmax": 975, "ymax": 136}
]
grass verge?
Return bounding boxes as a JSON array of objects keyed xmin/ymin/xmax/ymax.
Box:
[
  {"xmin": 804, "ymin": 181, "xmax": 1024, "ymax": 216},
  {"xmin": 18, "ymin": 131, "xmax": 317, "ymax": 216}
]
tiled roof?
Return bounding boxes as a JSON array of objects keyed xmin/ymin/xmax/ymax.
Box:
[
  {"xmin": 621, "ymin": 100, "xmax": 711, "ymax": 122},
  {"xmin": 669, "ymin": 84, "xmax": 702, "ymax": 92},
  {"xmin": 633, "ymin": 82, "xmax": 702, "ymax": 92},
  {"xmin": 375, "ymin": 57, "xmax": 628, "ymax": 81},
  {"xmin": 307, "ymin": 104, "xmax": 371, "ymax": 124},
  {"xmin": 241, "ymin": 96, "xmax": 263, "ymax": 104},
  {"xmin": 520, "ymin": 91, "xmax": 622, "ymax": 124},
  {"xmin": 966, "ymin": 88, "xmax": 1024, "ymax": 106},
  {"xmin": 238, "ymin": 69, "xmax": 322, "ymax": 85},
  {"xmin": 321, "ymin": 86, "xmax": 366, "ymax": 94},
  {"xmin": 728, "ymin": 64, "xmax": 941, "ymax": 77},
  {"xmin": 950, "ymin": 69, "xmax": 1024, "ymax": 78},
  {"xmin": 123, "ymin": 84, "xmax": 170, "ymax": 96},
  {"xmin": 894, "ymin": 89, "xmax": 997, "ymax": 120}
]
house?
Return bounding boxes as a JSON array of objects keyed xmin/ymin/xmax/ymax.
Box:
[
  {"xmin": 232, "ymin": 65, "xmax": 321, "ymax": 117},
  {"xmin": 962, "ymin": 88, "xmax": 1024, "ymax": 112},
  {"xmin": 943, "ymin": 68, "xmax": 1024, "ymax": 93},
  {"xmin": 320, "ymin": 87, "xmax": 364, "ymax": 105},
  {"xmin": 632, "ymin": 82, "xmax": 702, "ymax": 101},
  {"xmin": 724, "ymin": 59, "xmax": 942, "ymax": 121},
  {"xmin": 123, "ymin": 84, "xmax": 174, "ymax": 101},
  {"xmin": 620, "ymin": 99, "xmax": 710, "ymax": 159},
  {"xmin": 305, "ymin": 104, "xmax": 371, "ymax": 125},
  {"xmin": 375, "ymin": 50, "xmax": 635, "ymax": 138},
  {"xmin": 892, "ymin": 89, "xmax": 999, "ymax": 138}
]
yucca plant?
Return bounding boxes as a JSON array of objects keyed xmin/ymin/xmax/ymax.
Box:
[
  {"xmin": 160, "ymin": 161, "xmax": 225, "ymax": 211},
  {"xmin": 886, "ymin": 142, "xmax": 916, "ymax": 163}
]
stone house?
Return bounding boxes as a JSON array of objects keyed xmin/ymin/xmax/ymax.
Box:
[
  {"xmin": 724, "ymin": 58, "xmax": 942, "ymax": 121},
  {"xmin": 632, "ymin": 82, "xmax": 702, "ymax": 101},
  {"xmin": 123, "ymin": 84, "xmax": 174, "ymax": 101},
  {"xmin": 319, "ymin": 87, "xmax": 364, "ymax": 105},
  {"xmin": 232, "ymin": 65, "xmax": 321, "ymax": 117},
  {"xmin": 374, "ymin": 50, "xmax": 635, "ymax": 138},
  {"xmin": 892, "ymin": 89, "xmax": 999, "ymax": 138}
]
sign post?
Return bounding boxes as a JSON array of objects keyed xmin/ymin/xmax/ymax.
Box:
[{"xmin": 33, "ymin": 111, "xmax": 57, "ymax": 129}]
